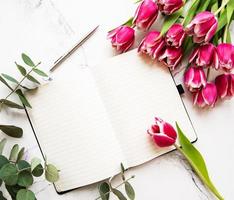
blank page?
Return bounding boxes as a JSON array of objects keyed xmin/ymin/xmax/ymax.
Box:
[
  {"xmin": 91, "ymin": 50, "xmax": 197, "ymax": 167},
  {"xmin": 27, "ymin": 59, "xmax": 124, "ymax": 192}
]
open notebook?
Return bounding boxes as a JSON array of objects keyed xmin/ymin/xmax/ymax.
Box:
[{"xmin": 27, "ymin": 50, "xmax": 197, "ymax": 193}]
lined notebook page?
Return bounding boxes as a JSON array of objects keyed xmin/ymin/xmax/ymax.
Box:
[
  {"xmin": 27, "ymin": 61, "xmax": 124, "ymax": 192},
  {"xmin": 91, "ymin": 50, "xmax": 197, "ymax": 167}
]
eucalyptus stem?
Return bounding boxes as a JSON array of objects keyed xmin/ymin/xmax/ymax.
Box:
[
  {"xmin": 214, "ymin": 0, "xmax": 230, "ymax": 15},
  {"xmin": 0, "ymin": 62, "xmax": 41, "ymax": 110},
  {"xmin": 95, "ymin": 176, "xmax": 135, "ymax": 200}
]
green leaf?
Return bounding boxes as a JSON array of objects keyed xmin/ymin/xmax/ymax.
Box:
[
  {"xmin": 196, "ymin": 0, "xmax": 211, "ymax": 13},
  {"xmin": 112, "ymin": 189, "xmax": 127, "ymax": 200},
  {"xmin": 45, "ymin": 164, "xmax": 59, "ymax": 183},
  {"xmin": 98, "ymin": 182, "xmax": 110, "ymax": 200},
  {"xmin": 0, "ymin": 76, "xmax": 13, "ymax": 91},
  {"xmin": 0, "ymin": 99, "xmax": 24, "ymax": 109},
  {"xmin": 6, "ymin": 184, "xmax": 24, "ymax": 200},
  {"xmin": 31, "ymin": 157, "xmax": 41, "ymax": 171},
  {"xmin": 32, "ymin": 164, "xmax": 44, "ymax": 177},
  {"xmin": 211, "ymin": 1, "xmax": 218, "ymax": 13},
  {"xmin": 17, "ymin": 160, "xmax": 31, "ymax": 171},
  {"xmin": 176, "ymin": 123, "xmax": 224, "ymax": 200},
  {"xmin": 125, "ymin": 181, "xmax": 135, "ymax": 200},
  {"xmin": 16, "ymin": 148, "xmax": 25, "ymax": 162},
  {"xmin": 0, "ymin": 163, "xmax": 18, "ymax": 185},
  {"xmin": 16, "ymin": 189, "xmax": 35, "ymax": 200},
  {"xmin": 226, "ymin": 28, "xmax": 232, "ymax": 43},
  {"xmin": 217, "ymin": 10, "xmax": 227, "ymax": 32},
  {"xmin": 0, "ymin": 191, "xmax": 7, "ymax": 200},
  {"xmin": 1, "ymin": 73, "xmax": 19, "ymax": 84},
  {"xmin": 0, "ymin": 155, "xmax": 9, "ymax": 169},
  {"xmin": 17, "ymin": 171, "xmax": 33, "ymax": 187},
  {"xmin": 15, "ymin": 63, "xmax": 27, "ymax": 76},
  {"xmin": 227, "ymin": 0, "xmax": 234, "ymax": 24},
  {"xmin": 183, "ymin": 0, "xmax": 201, "ymax": 26},
  {"xmin": 26, "ymin": 75, "xmax": 40, "ymax": 84},
  {"xmin": 9, "ymin": 144, "xmax": 19, "ymax": 162},
  {"xmin": 33, "ymin": 68, "xmax": 48, "ymax": 77},
  {"xmin": 21, "ymin": 53, "xmax": 35, "ymax": 67},
  {"xmin": 160, "ymin": 9, "xmax": 183, "ymax": 36},
  {"xmin": 0, "ymin": 125, "xmax": 23, "ymax": 138},
  {"xmin": 123, "ymin": 17, "xmax": 134, "ymax": 27},
  {"xmin": 16, "ymin": 89, "xmax": 32, "ymax": 108},
  {"xmin": 0, "ymin": 138, "xmax": 7, "ymax": 155}
]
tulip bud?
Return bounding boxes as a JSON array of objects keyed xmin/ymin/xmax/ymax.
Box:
[
  {"xmin": 165, "ymin": 24, "xmax": 185, "ymax": 48},
  {"xmin": 184, "ymin": 65, "xmax": 207, "ymax": 92},
  {"xmin": 157, "ymin": 0, "xmax": 184, "ymax": 15},
  {"xmin": 193, "ymin": 83, "xmax": 217, "ymax": 108},
  {"xmin": 147, "ymin": 117, "xmax": 177, "ymax": 147},
  {"xmin": 107, "ymin": 25, "xmax": 135, "ymax": 53},
  {"xmin": 215, "ymin": 74, "xmax": 234, "ymax": 99},
  {"xmin": 138, "ymin": 31, "xmax": 165, "ymax": 58},
  {"xmin": 186, "ymin": 11, "xmax": 218, "ymax": 44},
  {"xmin": 158, "ymin": 46, "xmax": 182, "ymax": 70},
  {"xmin": 189, "ymin": 43, "xmax": 219, "ymax": 69},
  {"xmin": 216, "ymin": 43, "xmax": 234, "ymax": 72},
  {"xmin": 133, "ymin": 0, "xmax": 159, "ymax": 30}
]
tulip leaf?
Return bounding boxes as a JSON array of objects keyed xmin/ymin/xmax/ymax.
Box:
[
  {"xmin": 123, "ymin": 17, "xmax": 134, "ymax": 27},
  {"xmin": 183, "ymin": 0, "xmax": 201, "ymax": 26},
  {"xmin": 176, "ymin": 123, "xmax": 224, "ymax": 200},
  {"xmin": 160, "ymin": 8, "xmax": 183, "ymax": 36},
  {"xmin": 98, "ymin": 182, "xmax": 110, "ymax": 200},
  {"xmin": 217, "ymin": 9, "xmax": 227, "ymax": 32},
  {"xmin": 125, "ymin": 181, "xmax": 135, "ymax": 200},
  {"xmin": 16, "ymin": 89, "xmax": 32, "ymax": 108},
  {"xmin": 0, "ymin": 99, "xmax": 24, "ymax": 109},
  {"xmin": 112, "ymin": 189, "xmax": 127, "ymax": 200},
  {"xmin": 226, "ymin": 28, "xmax": 232, "ymax": 43},
  {"xmin": 196, "ymin": 0, "xmax": 211, "ymax": 13},
  {"xmin": 0, "ymin": 125, "xmax": 23, "ymax": 138},
  {"xmin": 21, "ymin": 53, "xmax": 35, "ymax": 67},
  {"xmin": 226, "ymin": 0, "xmax": 234, "ymax": 24}
]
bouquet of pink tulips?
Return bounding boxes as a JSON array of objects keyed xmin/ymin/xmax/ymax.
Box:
[{"xmin": 107, "ymin": 0, "xmax": 234, "ymax": 108}]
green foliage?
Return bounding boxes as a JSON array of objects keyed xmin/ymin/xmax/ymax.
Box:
[
  {"xmin": 0, "ymin": 139, "xmax": 59, "ymax": 199},
  {"xmin": 0, "ymin": 125, "xmax": 23, "ymax": 138},
  {"xmin": 97, "ymin": 163, "xmax": 135, "ymax": 200},
  {"xmin": 176, "ymin": 123, "xmax": 224, "ymax": 200}
]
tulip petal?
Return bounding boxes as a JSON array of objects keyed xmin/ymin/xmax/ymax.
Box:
[
  {"xmin": 202, "ymin": 83, "xmax": 217, "ymax": 106},
  {"xmin": 153, "ymin": 133, "xmax": 176, "ymax": 147},
  {"xmin": 215, "ymin": 74, "xmax": 228, "ymax": 99},
  {"xmin": 204, "ymin": 20, "xmax": 218, "ymax": 43}
]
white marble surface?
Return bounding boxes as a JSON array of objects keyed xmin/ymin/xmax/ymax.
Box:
[{"xmin": 0, "ymin": 0, "xmax": 233, "ymax": 199}]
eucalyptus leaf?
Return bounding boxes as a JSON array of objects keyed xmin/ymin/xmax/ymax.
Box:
[
  {"xmin": 0, "ymin": 125, "xmax": 23, "ymax": 138},
  {"xmin": 0, "ymin": 139, "xmax": 7, "ymax": 155},
  {"xmin": 45, "ymin": 164, "xmax": 59, "ymax": 183},
  {"xmin": 0, "ymin": 99, "xmax": 24, "ymax": 109},
  {"xmin": 160, "ymin": 9, "xmax": 182, "ymax": 36},
  {"xmin": 15, "ymin": 63, "xmax": 27, "ymax": 76},
  {"xmin": 176, "ymin": 123, "xmax": 224, "ymax": 200},
  {"xmin": 16, "ymin": 189, "xmax": 35, "ymax": 200},
  {"xmin": 31, "ymin": 157, "xmax": 41, "ymax": 171},
  {"xmin": 26, "ymin": 75, "xmax": 40, "ymax": 84},
  {"xmin": 183, "ymin": 0, "xmax": 201, "ymax": 26},
  {"xmin": 17, "ymin": 171, "xmax": 33, "ymax": 187},
  {"xmin": 17, "ymin": 160, "xmax": 31, "ymax": 171},
  {"xmin": 1, "ymin": 73, "xmax": 19, "ymax": 84},
  {"xmin": 112, "ymin": 189, "xmax": 127, "ymax": 200},
  {"xmin": 6, "ymin": 184, "xmax": 24, "ymax": 200},
  {"xmin": 0, "ymin": 155, "xmax": 9, "ymax": 169},
  {"xmin": 21, "ymin": 53, "xmax": 35, "ymax": 67},
  {"xmin": 125, "ymin": 181, "xmax": 135, "ymax": 200},
  {"xmin": 0, "ymin": 163, "xmax": 18, "ymax": 185},
  {"xmin": 33, "ymin": 68, "xmax": 48, "ymax": 77},
  {"xmin": 32, "ymin": 164, "xmax": 44, "ymax": 177},
  {"xmin": 16, "ymin": 148, "xmax": 25, "ymax": 163},
  {"xmin": 0, "ymin": 76, "xmax": 13, "ymax": 91},
  {"xmin": 16, "ymin": 89, "xmax": 32, "ymax": 108},
  {"xmin": 9, "ymin": 144, "xmax": 19, "ymax": 162},
  {"xmin": 98, "ymin": 182, "xmax": 110, "ymax": 200}
]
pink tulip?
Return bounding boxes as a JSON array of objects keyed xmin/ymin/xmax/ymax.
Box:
[
  {"xmin": 166, "ymin": 24, "xmax": 185, "ymax": 48},
  {"xmin": 107, "ymin": 26, "xmax": 135, "ymax": 53},
  {"xmin": 186, "ymin": 11, "xmax": 218, "ymax": 43},
  {"xmin": 133, "ymin": 0, "xmax": 159, "ymax": 30},
  {"xmin": 157, "ymin": 0, "xmax": 184, "ymax": 15},
  {"xmin": 147, "ymin": 117, "xmax": 177, "ymax": 147},
  {"xmin": 193, "ymin": 83, "xmax": 217, "ymax": 108},
  {"xmin": 215, "ymin": 74, "xmax": 234, "ymax": 99},
  {"xmin": 189, "ymin": 43, "xmax": 219, "ymax": 69},
  {"xmin": 138, "ymin": 31, "xmax": 165, "ymax": 58},
  {"xmin": 158, "ymin": 46, "xmax": 182, "ymax": 70},
  {"xmin": 184, "ymin": 65, "xmax": 207, "ymax": 92},
  {"xmin": 216, "ymin": 43, "xmax": 234, "ymax": 72}
]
